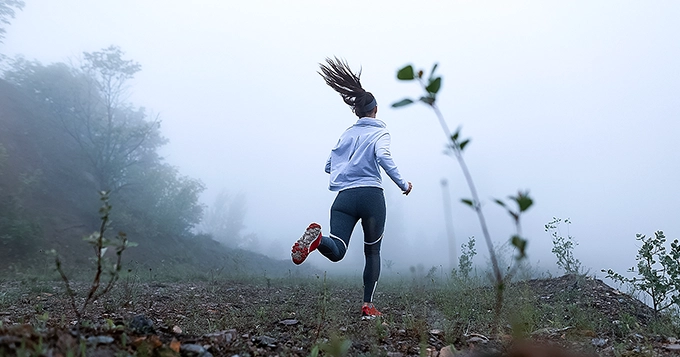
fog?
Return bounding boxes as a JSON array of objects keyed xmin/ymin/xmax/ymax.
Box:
[{"xmin": 3, "ymin": 1, "xmax": 679, "ymax": 279}]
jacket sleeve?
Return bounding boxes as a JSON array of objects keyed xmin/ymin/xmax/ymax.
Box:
[
  {"xmin": 375, "ymin": 133, "xmax": 409, "ymax": 191},
  {"xmin": 325, "ymin": 153, "xmax": 331, "ymax": 174}
]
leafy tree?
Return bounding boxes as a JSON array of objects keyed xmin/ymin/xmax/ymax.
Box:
[
  {"xmin": 2, "ymin": 47, "xmax": 205, "ymax": 257},
  {"xmin": 114, "ymin": 163, "xmax": 205, "ymax": 239},
  {"xmin": 0, "ymin": 143, "xmax": 42, "ymax": 259},
  {"xmin": 0, "ymin": 0, "xmax": 24, "ymax": 44},
  {"xmin": 5, "ymin": 46, "xmax": 165, "ymax": 193}
]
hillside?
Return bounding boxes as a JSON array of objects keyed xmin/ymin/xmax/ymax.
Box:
[
  {"xmin": 0, "ymin": 78, "xmax": 302, "ymax": 278},
  {"xmin": 1, "ymin": 274, "xmax": 679, "ymax": 356}
]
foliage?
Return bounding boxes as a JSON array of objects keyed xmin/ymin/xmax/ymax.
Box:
[
  {"xmin": 5, "ymin": 47, "xmax": 165, "ymax": 193},
  {"xmin": 51, "ymin": 191, "xmax": 136, "ymax": 322},
  {"xmin": 545, "ymin": 217, "xmax": 582, "ymax": 275},
  {"xmin": 454, "ymin": 236, "xmax": 476, "ymax": 279},
  {"xmin": 1, "ymin": 46, "xmax": 205, "ymax": 258},
  {"xmin": 112, "ymin": 163, "xmax": 205, "ymax": 239},
  {"xmin": 392, "ymin": 63, "xmax": 533, "ymax": 328},
  {"xmin": 603, "ymin": 231, "xmax": 680, "ymax": 314},
  {"xmin": 0, "ymin": 0, "xmax": 23, "ymax": 43},
  {"xmin": 0, "ymin": 143, "xmax": 43, "ymax": 258}
]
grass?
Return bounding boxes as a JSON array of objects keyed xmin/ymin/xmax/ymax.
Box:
[{"xmin": 1, "ymin": 266, "xmax": 680, "ymax": 356}]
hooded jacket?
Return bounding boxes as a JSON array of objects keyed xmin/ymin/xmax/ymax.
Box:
[{"xmin": 325, "ymin": 117, "xmax": 408, "ymax": 192}]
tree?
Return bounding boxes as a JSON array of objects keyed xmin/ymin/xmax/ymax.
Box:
[
  {"xmin": 2, "ymin": 47, "xmax": 205, "ymax": 249},
  {"xmin": 5, "ymin": 46, "xmax": 165, "ymax": 192},
  {"xmin": 114, "ymin": 163, "xmax": 205, "ymax": 239},
  {"xmin": 0, "ymin": 0, "xmax": 24, "ymax": 44}
]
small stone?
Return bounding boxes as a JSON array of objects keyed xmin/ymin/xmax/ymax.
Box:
[
  {"xmin": 180, "ymin": 343, "xmax": 206, "ymax": 356},
  {"xmin": 279, "ymin": 319, "xmax": 298, "ymax": 326},
  {"xmin": 591, "ymin": 338, "xmax": 608, "ymax": 347},
  {"xmin": 429, "ymin": 329, "xmax": 443, "ymax": 336},
  {"xmin": 438, "ymin": 345, "xmax": 457, "ymax": 357},
  {"xmin": 203, "ymin": 329, "xmax": 236, "ymax": 344},
  {"xmin": 467, "ymin": 336, "xmax": 487, "ymax": 343},
  {"xmin": 129, "ymin": 314, "xmax": 155, "ymax": 335},
  {"xmin": 172, "ymin": 325, "xmax": 182, "ymax": 334},
  {"xmin": 252, "ymin": 335, "xmax": 277, "ymax": 348},
  {"xmin": 87, "ymin": 335, "xmax": 115, "ymax": 345},
  {"xmin": 387, "ymin": 352, "xmax": 403, "ymax": 357},
  {"xmin": 664, "ymin": 344, "xmax": 680, "ymax": 351}
]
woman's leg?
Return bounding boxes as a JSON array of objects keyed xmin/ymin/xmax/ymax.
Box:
[
  {"xmin": 317, "ymin": 190, "xmax": 358, "ymax": 262},
  {"xmin": 358, "ymin": 188, "xmax": 386, "ymax": 303}
]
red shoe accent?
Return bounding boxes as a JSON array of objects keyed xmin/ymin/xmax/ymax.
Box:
[
  {"xmin": 291, "ymin": 223, "xmax": 322, "ymax": 265},
  {"xmin": 361, "ymin": 304, "xmax": 382, "ymax": 320}
]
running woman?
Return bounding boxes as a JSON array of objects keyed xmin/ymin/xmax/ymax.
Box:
[{"xmin": 291, "ymin": 57, "xmax": 412, "ymax": 320}]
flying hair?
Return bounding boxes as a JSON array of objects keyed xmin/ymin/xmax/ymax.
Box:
[{"xmin": 318, "ymin": 57, "xmax": 376, "ymax": 117}]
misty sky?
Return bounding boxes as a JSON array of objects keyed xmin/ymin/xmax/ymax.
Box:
[{"xmin": 2, "ymin": 1, "xmax": 679, "ymax": 279}]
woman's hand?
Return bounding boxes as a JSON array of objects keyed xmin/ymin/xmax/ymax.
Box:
[{"xmin": 403, "ymin": 182, "xmax": 412, "ymax": 196}]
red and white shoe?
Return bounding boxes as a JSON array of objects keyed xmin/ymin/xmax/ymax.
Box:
[
  {"xmin": 361, "ymin": 304, "xmax": 382, "ymax": 320},
  {"xmin": 291, "ymin": 223, "xmax": 322, "ymax": 265}
]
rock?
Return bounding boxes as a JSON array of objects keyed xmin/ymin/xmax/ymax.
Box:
[
  {"xmin": 252, "ymin": 335, "xmax": 277, "ymax": 348},
  {"xmin": 180, "ymin": 343, "xmax": 208, "ymax": 356},
  {"xmin": 279, "ymin": 319, "xmax": 298, "ymax": 326},
  {"xmin": 664, "ymin": 344, "xmax": 680, "ymax": 351},
  {"xmin": 203, "ymin": 329, "xmax": 237, "ymax": 344},
  {"xmin": 86, "ymin": 335, "xmax": 115, "ymax": 345},
  {"xmin": 386, "ymin": 352, "xmax": 403, "ymax": 357},
  {"xmin": 438, "ymin": 345, "xmax": 457, "ymax": 357},
  {"xmin": 467, "ymin": 336, "xmax": 487, "ymax": 343},
  {"xmin": 591, "ymin": 338, "xmax": 608, "ymax": 347},
  {"xmin": 172, "ymin": 325, "xmax": 182, "ymax": 334},
  {"xmin": 129, "ymin": 314, "xmax": 155, "ymax": 335}
]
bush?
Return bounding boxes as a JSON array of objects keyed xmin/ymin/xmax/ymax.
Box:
[{"xmin": 603, "ymin": 231, "xmax": 680, "ymax": 314}]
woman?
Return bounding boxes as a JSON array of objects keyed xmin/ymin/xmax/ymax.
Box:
[{"xmin": 291, "ymin": 57, "xmax": 412, "ymax": 320}]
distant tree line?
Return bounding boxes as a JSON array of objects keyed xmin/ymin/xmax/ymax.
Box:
[{"xmin": 0, "ymin": 46, "xmax": 206, "ymax": 267}]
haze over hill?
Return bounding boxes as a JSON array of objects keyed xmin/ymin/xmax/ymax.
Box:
[{"xmin": 1, "ymin": 1, "xmax": 679, "ymax": 281}]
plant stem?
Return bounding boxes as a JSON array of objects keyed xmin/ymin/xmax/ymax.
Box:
[
  {"xmin": 431, "ymin": 104, "xmax": 503, "ymax": 287},
  {"xmin": 430, "ymin": 103, "xmax": 504, "ymax": 327}
]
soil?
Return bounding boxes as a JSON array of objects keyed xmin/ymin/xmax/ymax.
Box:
[{"xmin": 1, "ymin": 274, "xmax": 679, "ymax": 356}]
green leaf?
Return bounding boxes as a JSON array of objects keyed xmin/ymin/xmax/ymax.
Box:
[
  {"xmin": 426, "ymin": 77, "xmax": 442, "ymax": 94},
  {"xmin": 419, "ymin": 96, "xmax": 435, "ymax": 105},
  {"xmin": 451, "ymin": 129, "xmax": 460, "ymax": 141},
  {"xmin": 511, "ymin": 235, "xmax": 527, "ymax": 259},
  {"xmin": 391, "ymin": 98, "xmax": 414, "ymax": 108},
  {"xmin": 461, "ymin": 199, "xmax": 474, "ymax": 207},
  {"xmin": 397, "ymin": 65, "xmax": 415, "ymax": 80},
  {"xmin": 459, "ymin": 139, "xmax": 470, "ymax": 151},
  {"xmin": 512, "ymin": 191, "xmax": 533, "ymax": 212},
  {"xmin": 494, "ymin": 198, "xmax": 506, "ymax": 207},
  {"xmin": 429, "ymin": 63, "xmax": 439, "ymax": 81}
]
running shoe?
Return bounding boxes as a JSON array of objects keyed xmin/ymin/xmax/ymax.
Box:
[
  {"xmin": 361, "ymin": 304, "xmax": 382, "ymax": 320},
  {"xmin": 291, "ymin": 223, "xmax": 322, "ymax": 265}
]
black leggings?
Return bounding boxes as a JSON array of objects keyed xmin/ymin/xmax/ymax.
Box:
[{"xmin": 316, "ymin": 187, "xmax": 386, "ymax": 303}]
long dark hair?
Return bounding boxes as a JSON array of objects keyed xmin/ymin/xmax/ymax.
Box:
[{"xmin": 318, "ymin": 57, "xmax": 376, "ymax": 118}]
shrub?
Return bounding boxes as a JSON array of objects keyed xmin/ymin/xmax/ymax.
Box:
[
  {"xmin": 603, "ymin": 231, "xmax": 680, "ymax": 314},
  {"xmin": 545, "ymin": 217, "xmax": 582, "ymax": 275}
]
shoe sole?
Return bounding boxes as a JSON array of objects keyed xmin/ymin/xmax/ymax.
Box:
[
  {"xmin": 291, "ymin": 223, "xmax": 322, "ymax": 265},
  {"xmin": 361, "ymin": 315, "xmax": 378, "ymax": 321}
]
